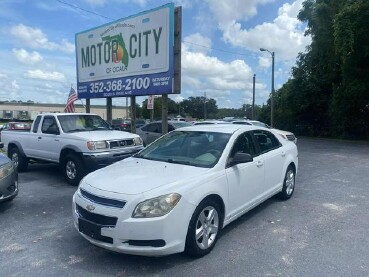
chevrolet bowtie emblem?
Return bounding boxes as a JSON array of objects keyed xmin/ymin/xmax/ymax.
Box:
[{"xmin": 86, "ymin": 204, "xmax": 95, "ymax": 212}]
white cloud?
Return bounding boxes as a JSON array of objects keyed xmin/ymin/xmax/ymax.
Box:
[
  {"xmin": 205, "ymin": 0, "xmax": 275, "ymax": 23},
  {"xmin": 0, "ymin": 73, "xmax": 7, "ymax": 79},
  {"xmin": 258, "ymin": 56, "xmax": 271, "ymax": 68},
  {"xmin": 183, "ymin": 33, "xmax": 212, "ymax": 55},
  {"xmin": 10, "ymin": 24, "xmax": 74, "ymax": 54},
  {"xmin": 12, "ymin": 48, "xmax": 43, "ymax": 64},
  {"xmin": 24, "ymin": 70, "xmax": 66, "ymax": 82},
  {"xmin": 11, "ymin": 80, "xmax": 19, "ymax": 90},
  {"xmin": 208, "ymin": 0, "xmax": 311, "ymax": 62}
]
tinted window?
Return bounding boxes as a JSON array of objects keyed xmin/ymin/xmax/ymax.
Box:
[
  {"xmin": 148, "ymin": 123, "xmax": 161, "ymax": 133},
  {"xmin": 33, "ymin": 116, "xmax": 41, "ymax": 133},
  {"xmin": 41, "ymin": 116, "xmax": 59, "ymax": 134},
  {"xmin": 253, "ymin": 130, "xmax": 281, "ymax": 153},
  {"xmin": 229, "ymin": 132, "xmax": 256, "ymax": 158}
]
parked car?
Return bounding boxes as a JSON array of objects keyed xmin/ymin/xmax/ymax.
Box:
[
  {"xmin": 1, "ymin": 113, "xmax": 144, "ymax": 185},
  {"xmin": 1, "ymin": 122, "xmax": 32, "ymax": 131},
  {"xmin": 73, "ymin": 124, "xmax": 298, "ymax": 257},
  {"xmin": 0, "ymin": 122, "xmax": 32, "ymax": 141},
  {"xmin": 136, "ymin": 120, "xmax": 192, "ymax": 145},
  {"xmin": 111, "ymin": 119, "xmax": 147, "ymax": 132},
  {"xmin": 0, "ymin": 143, "xmax": 18, "ymax": 203},
  {"xmin": 193, "ymin": 120, "xmax": 229, "ymax": 125},
  {"xmin": 231, "ymin": 120, "xmax": 297, "ymax": 144}
]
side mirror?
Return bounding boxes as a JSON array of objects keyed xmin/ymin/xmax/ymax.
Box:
[{"xmin": 228, "ymin": 152, "xmax": 253, "ymax": 167}]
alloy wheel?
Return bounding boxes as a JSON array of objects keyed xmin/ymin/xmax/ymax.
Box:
[{"xmin": 195, "ymin": 206, "xmax": 219, "ymax": 250}]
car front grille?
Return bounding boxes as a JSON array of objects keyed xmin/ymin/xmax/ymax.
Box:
[
  {"xmin": 286, "ymin": 135, "xmax": 296, "ymax": 141},
  {"xmin": 80, "ymin": 188, "xmax": 126, "ymax": 208},
  {"xmin": 76, "ymin": 204, "xmax": 117, "ymax": 227},
  {"xmin": 108, "ymin": 139, "xmax": 134, "ymax": 149}
]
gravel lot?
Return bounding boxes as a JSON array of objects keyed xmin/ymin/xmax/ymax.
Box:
[{"xmin": 1, "ymin": 138, "xmax": 368, "ymax": 277}]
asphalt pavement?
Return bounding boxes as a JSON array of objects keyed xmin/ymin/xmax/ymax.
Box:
[{"xmin": 1, "ymin": 138, "xmax": 368, "ymax": 277}]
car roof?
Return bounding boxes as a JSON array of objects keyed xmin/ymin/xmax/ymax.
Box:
[
  {"xmin": 175, "ymin": 123, "xmax": 262, "ymax": 134},
  {"xmin": 40, "ymin": 113, "xmax": 98, "ymax": 116}
]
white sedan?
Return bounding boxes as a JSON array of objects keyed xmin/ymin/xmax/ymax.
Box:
[{"xmin": 72, "ymin": 124, "xmax": 298, "ymax": 257}]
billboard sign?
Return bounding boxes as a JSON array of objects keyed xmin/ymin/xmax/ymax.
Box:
[{"xmin": 76, "ymin": 3, "xmax": 174, "ymax": 99}]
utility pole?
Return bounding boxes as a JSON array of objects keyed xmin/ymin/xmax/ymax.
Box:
[
  {"xmin": 252, "ymin": 74, "xmax": 256, "ymax": 120},
  {"xmin": 260, "ymin": 48, "xmax": 275, "ymax": 127},
  {"xmin": 204, "ymin": 91, "xmax": 207, "ymax": 120}
]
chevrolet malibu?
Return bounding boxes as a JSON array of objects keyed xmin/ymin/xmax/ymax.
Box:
[{"xmin": 72, "ymin": 124, "xmax": 298, "ymax": 257}]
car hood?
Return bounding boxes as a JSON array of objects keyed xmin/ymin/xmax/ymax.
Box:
[
  {"xmin": 66, "ymin": 130, "xmax": 138, "ymax": 140},
  {"xmin": 82, "ymin": 157, "xmax": 208, "ymax": 195},
  {"xmin": 0, "ymin": 153, "xmax": 11, "ymax": 165}
]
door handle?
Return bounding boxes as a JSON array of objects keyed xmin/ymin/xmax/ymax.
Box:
[
  {"xmin": 256, "ymin": 161, "xmax": 264, "ymax": 167},
  {"xmin": 55, "ymin": 139, "xmax": 59, "ymax": 141},
  {"xmin": 38, "ymin": 137, "xmax": 42, "ymax": 139}
]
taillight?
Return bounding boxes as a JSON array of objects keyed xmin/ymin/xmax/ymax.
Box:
[{"xmin": 121, "ymin": 123, "xmax": 128, "ymax": 128}]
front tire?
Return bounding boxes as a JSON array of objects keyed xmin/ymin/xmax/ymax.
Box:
[
  {"xmin": 9, "ymin": 147, "xmax": 28, "ymax": 172},
  {"xmin": 185, "ymin": 199, "xmax": 222, "ymax": 257},
  {"xmin": 62, "ymin": 154, "xmax": 85, "ymax": 186},
  {"xmin": 278, "ymin": 165, "xmax": 295, "ymax": 200}
]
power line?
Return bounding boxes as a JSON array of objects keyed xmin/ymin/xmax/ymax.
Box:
[
  {"xmin": 182, "ymin": 41, "xmax": 254, "ymax": 57},
  {"xmin": 55, "ymin": 0, "xmax": 115, "ymax": 21},
  {"xmin": 55, "ymin": 0, "xmax": 258, "ymax": 58}
]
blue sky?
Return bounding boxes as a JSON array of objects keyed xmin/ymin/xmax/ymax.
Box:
[{"xmin": 0, "ymin": 0, "xmax": 310, "ymax": 109}]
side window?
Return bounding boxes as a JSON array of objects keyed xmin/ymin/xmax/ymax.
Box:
[
  {"xmin": 147, "ymin": 123, "xmax": 161, "ymax": 133},
  {"xmin": 41, "ymin": 116, "xmax": 59, "ymax": 134},
  {"xmin": 253, "ymin": 130, "xmax": 281, "ymax": 153},
  {"xmin": 33, "ymin": 116, "xmax": 41, "ymax": 133},
  {"xmin": 168, "ymin": 124, "xmax": 175, "ymax": 132},
  {"xmin": 229, "ymin": 132, "xmax": 256, "ymax": 158}
]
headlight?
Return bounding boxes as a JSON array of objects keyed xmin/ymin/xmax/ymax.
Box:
[
  {"xmin": 132, "ymin": 193, "xmax": 181, "ymax": 218},
  {"xmin": 0, "ymin": 162, "xmax": 14, "ymax": 179},
  {"xmin": 134, "ymin": 137, "xmax": 143, "ymax": 146},
  {"xmin": 87, "ymin": 141, "xmax": 108, "ymax": 150}
]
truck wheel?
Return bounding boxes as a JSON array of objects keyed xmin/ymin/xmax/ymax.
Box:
[
  {"xmin": 9, "ymin": 147, "xmax": 28, "ymax": 172},
  {"xmin": 63, "ymin": 154, "xmax": 85, "ymax": 186}
]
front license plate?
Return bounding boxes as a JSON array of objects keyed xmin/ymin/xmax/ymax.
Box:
[{"xmin": 79, "ymin": 218, "xmax": 101, "ymax": 239}]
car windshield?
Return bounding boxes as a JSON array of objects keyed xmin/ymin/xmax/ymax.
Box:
[
  {"xmin": 135, "ymin": 131, "xmax": 231, "ymax": 168},
  {"xmin": 58, "ymin": 114, "xmax": 111, "ymax": 133}
]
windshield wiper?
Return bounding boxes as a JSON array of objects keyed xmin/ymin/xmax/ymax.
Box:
[
  {"xmin": 167, "ymin": 159, "xmax": 191, "ymax": 165},
  {"xmin": 66, "ymin": 128, "xmax": 88, "ymax": 133}
]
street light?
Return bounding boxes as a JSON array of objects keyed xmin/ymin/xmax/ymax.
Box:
[{"xmin": 260, "ymin": 48, "xmax": 275, "ymax": 127}]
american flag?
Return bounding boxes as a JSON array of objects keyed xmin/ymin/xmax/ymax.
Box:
[{"xmin": 64, "ymin": 87, "xmax": 78, "ymax": 113}]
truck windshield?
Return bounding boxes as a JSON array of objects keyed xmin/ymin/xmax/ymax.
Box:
[{"xmin": 58, "ymin": 115, "xmax": 111, "ymax": 133}]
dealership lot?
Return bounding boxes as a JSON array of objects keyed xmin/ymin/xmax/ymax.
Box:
[{"xmin": 1, "ymin": 138, "xmax": 368, "ymax": 276}]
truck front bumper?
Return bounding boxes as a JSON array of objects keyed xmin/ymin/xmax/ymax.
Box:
[{"xmin": 82, "ymin": 146, "xmax": 144, "ymax": 170}]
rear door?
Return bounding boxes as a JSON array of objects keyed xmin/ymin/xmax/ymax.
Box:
[{"xmin": 252, "ymin": 130, "xmax": 285, "ymax": 194}]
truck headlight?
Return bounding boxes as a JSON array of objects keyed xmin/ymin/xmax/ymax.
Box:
[
  {"xmin": 87, "ymin": 141, "xmax": 108, "ymax": 150},
  {"xmin": 134, "ymin": 137, "xmax": 143, "ymax": 146},
  {"xmin": 132, "ymin": 193, "xmax": 181, "ymax": 218},
  {"xmin": 0, "ymin": 162, "xmax": 14, "ymax": 179}
]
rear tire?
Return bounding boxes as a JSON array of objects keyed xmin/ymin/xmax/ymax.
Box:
[
  {"xmin": 9, "ymin": 147, "xmax": 28, "ymax": 172},
  {"xmin": 278, "ymin": 165, "xmax": 295, "ymax": 200},
  {"xmin": 185, "ymin": 199, "xmax": 222, "ymax": 258},
  {"xmin": 62, "ymin": 154, "xmax": 85, "ymax": 186}
]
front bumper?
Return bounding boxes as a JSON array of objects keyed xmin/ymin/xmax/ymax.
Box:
[
  {"xmin": 82, "ymin": 146, "xmax": 143, "ymax": 170},
  {"xmin": 72, "ymin": 188, "xmax": 195, "ymax": 256},
  {"xmin": 0, "ymin": 170, "xmax": 18, "ymax": 202}
]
